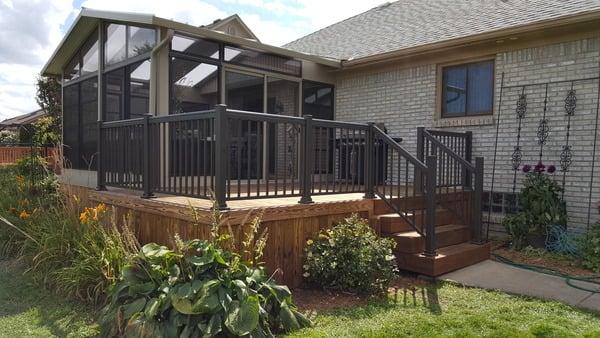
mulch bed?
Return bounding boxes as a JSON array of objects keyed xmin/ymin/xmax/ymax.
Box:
[
  {"xmin": 293, "ymin": 273, "xmax": 429, "ymax": 313},
  {"xmin": 491, "ymin": 242, "xmax": 597, "ymax": 277}
]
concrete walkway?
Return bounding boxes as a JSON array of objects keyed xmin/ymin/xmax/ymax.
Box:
[{"xmin": 440, "ymin": 260, "xmax": 600, "ymax": 312}]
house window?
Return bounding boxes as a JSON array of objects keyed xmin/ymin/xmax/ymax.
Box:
[
  {"xmin": 441, "ymin": 60, "xmax": 494, "ymax": 117},
  {"xmin": 482, "ymin": 191, "xmax": 520, "ymax": 215}
]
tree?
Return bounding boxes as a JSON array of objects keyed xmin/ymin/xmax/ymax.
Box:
[{"xmin": 34, "ymin": 75, "xmax": 62, "ymax": 145}]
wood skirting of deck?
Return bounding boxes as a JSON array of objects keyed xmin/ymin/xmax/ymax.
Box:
[{"xmin": 64, "ymin": 183, "xmax": 376, "ymax": 288}]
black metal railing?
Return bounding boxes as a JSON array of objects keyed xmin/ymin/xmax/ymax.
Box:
[
  {"xmin": 97, "ymin": 106, "xmax": 486, "ymax": 256},
  {"xmin": 417, "ymin": 127, "xmax": 484, "ymax": 244}
]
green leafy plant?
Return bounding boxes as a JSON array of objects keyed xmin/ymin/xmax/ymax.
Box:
[
  {"xmin": 520, "ymin": 168, "xmax": 566, "ymax": 234},
  {"xmin": 578, "ymin": 222, "xmax": 600, "ymax": 272},
  {"xmin": 100, "ymin": 207, "xmax": 310, "ymax": 337},
  {"xmin": 303, "ymin": 214, "xmax": 397, "ymax": 294},
  {"xmin": 0, "ymin": 168, "xmax": 140, "ymax": 304},
  {"xmin": 502, "ymin": 213, "xmax": 529, "ymax": 250},
  {"xmin": 15, "ymin": 154, "xmax": 47, "ymax": 178}
]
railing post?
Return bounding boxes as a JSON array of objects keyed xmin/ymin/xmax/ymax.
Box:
[
  {"xmin": 364, "ymin": 122, "xmax": 376, "ymax": 199},
  {"xmin": 424, "ymin": 155, "xmax": 437, "ymax": 257},
  {"xmin": 463, "ymin": 131, "xmax": 473, "ymax": 188},
  {"xmin": 299, "ymin": 115, "xmax": 314, "ymax": 204},
  {"xmin": 214, "ymin": 104, "xmax": 229, "ymax": 209},
  {"xmin": 415, "ymin": 127, "xmax": 425, "ymax": 193},
  {"xmin": 96, "ymin": 120, "xmax": 106, "ymax": 191},
  {"xmin": 141, "ymin": 113, "xmax": 155, "ymax": 199},
  {"xmin": 471, "ymin": 156, "xmax": 484, "ymax": 244}
]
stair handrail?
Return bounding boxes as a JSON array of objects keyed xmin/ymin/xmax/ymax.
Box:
[
  {"xmin": 372, "ymin": 126, "xmax": 438, "ymax": 256},
  {"xmin": 419, "ymin": 127, "xmax": 485, "ymax": 245}
]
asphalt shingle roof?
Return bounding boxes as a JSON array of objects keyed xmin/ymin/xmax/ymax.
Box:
[{"xmin": 284, "ymin": 0, "xmax": 600, "ymax": 60}]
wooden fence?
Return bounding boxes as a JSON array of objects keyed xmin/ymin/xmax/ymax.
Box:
[{"xmin": 0, "ymin": 145, "xmax": 58, "ymax": 167}]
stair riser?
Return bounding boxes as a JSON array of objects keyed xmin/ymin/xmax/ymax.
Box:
[
  {"xmin": 392, "ymin": 227, "xmax": 470, "ymax": 254},
  {"xmin": 379, "ymin": 210, "xmax": 456, "ymax": 234},
  {"xmin": 395, "ymin": 242, "xmax": 491, "ymax": 276}
]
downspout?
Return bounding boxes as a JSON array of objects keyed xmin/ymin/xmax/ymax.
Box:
[{"xmin": 150, "ymin": 29, "xmax": 174, "ymax": 115}]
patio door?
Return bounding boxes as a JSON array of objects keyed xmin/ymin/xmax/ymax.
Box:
[
  {"xmin": 225, "ymin": 71, "xmax": 264, "ymax": 180},
  {"xmin": 224, "ymin": 69, "xmax": 302, "ymax": 185}
]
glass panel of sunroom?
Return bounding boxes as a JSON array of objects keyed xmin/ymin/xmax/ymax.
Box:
[
  {"xmin": 170, "ymin": 57, "xmax": 219, "ymax": 114},
  {"xmin": 105, "ymin": 24, "xmax": 127, "ymax": 66},
  {"xmin": 129, "ymin": 59, "xmax": 151, "ymax": 118},
  {"xmin": 104, "ymin": 67, "xmax": 125, "ymax": 121},
  {"xmin": 80, "ymin": 78, "xmax": 98, "ymax": 170},
  {"xmin": 171, "ymin": 35, "xmax": 219, "ymax": 59},
  {"xmin": 128, "ymin": 26, "xmax": 156, "ymax": 58},
  {"xmin": 64, "ymin": 55, "xmax": 80, "ymax": 81},
  {"xmin": 81, "ymin": 31, "xmax": 99, "ymax": 75},
  {"xmin": 63, "ymin": 84, "xmax": 79, "ymax": 168},
  {"xmin": 224, "ymin": 46, "xmax": 301, "ymax": 76}
]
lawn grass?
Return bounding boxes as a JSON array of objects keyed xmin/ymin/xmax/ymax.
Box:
[
  {"xmin": 0, "ymin": 260, "xmax": 98, "ymax": 338},
  {"xmin": 289, "ymin": 282, "xmax": 600, "ymax": 338}
]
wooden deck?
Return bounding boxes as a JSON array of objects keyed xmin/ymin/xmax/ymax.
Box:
[{"xmin": 64, "ymin": 183, "xmax": 489, "ymax": 287}]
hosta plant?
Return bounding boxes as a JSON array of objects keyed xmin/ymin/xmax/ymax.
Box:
[{"xmin": 100, "ymin": 210, "xmax": 310, "ymax": 337}]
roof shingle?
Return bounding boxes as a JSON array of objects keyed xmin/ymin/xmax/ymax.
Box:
[{"xmin": 284, "ymin": 0, "xmax": 600, "ymax": 60}]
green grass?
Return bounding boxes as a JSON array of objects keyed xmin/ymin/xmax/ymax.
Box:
[
  {"xmin": 289, "ymin": 282, "xmax": 600, "ymax": 338},
  {"xmin": 0, "ymin": 260, "xmax": 99, "ymax": 338}
]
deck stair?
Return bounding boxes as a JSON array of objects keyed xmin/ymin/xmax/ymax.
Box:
[{"xmin": 372, "ymin": 199, "xmax": 490, "ymax": 276}]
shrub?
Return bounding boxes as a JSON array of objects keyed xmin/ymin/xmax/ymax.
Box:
[
  {"xmin": 303, "ymin": 214, "xmax": 397, "ymax": 294},
  {"xmin": 100, "ymin": 210, "xmax": 310, "ymax": 337},
  {"xmin": 15, "ymin": 154, "xmax": 48, "ymax": 179},
  {"xmin": 502, "ymin": 213, "xmax": 529, "ymax": 250},
  {"xmin": 520, "ymin": 170, "xmax": 566, "ymax": 234},
  {"xmin": 579, "ymin": 222, "xmax": 600, "ymax": 272},
  {"xmin": 0, "ymin": 130, "xmax": 18, "ymax": 144}
]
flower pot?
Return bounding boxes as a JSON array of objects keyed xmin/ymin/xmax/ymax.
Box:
[{"xmin": 527, "ymin": 233, "xmax": 546, "ymax": 249}]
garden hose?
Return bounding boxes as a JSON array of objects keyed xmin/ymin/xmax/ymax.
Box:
[{"xmin": 492, "ymin": 253, "xmax": 600, "ymax": 294}]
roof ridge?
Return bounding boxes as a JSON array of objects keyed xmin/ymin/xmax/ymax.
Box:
[{"xmin": 283, "ymin": 1, "xmax": 395, "ymax": 52}]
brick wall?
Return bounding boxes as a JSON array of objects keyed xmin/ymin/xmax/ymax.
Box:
[{"xmin": 335, "ymin": 37, "xmax": 600, "ymax": 235}]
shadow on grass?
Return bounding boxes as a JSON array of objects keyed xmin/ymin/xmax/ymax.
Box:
[{"xmin": 319, "ymin": 281, "xmax": 444, "ymax": 321}]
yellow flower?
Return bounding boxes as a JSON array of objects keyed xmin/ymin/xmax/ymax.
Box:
[
  {"xmin": 79, "ymin": 211, "xmax": 89, "ymax": 224},
  {"xmin": 19, "ymin": 210, "xmax": 30, "ymax": 220},
  {"xmin": 306, "ymin": 239, "xmax": 314, "ymax": 245},
  {"xmin": 15, "ymin": 175, "xmax": 25, "ymax": 185},
  {"xmin": 19, "ymin": 199, "xmax": 29, "ymax": 207}
]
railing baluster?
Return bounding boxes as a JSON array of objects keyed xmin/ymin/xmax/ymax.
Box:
[{"xmin": 424, "ymin": 155, "xmax": 437, "ymax": 257}]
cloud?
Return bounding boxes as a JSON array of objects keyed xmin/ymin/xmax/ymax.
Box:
[{"xmin": 0, "ymin": 0, "xmax": 73, "ymax": 119}]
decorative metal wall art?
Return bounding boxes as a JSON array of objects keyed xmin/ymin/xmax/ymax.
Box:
[{"xmin": 511, "ymin": 88, "xmax": 526, "ymax": 193}]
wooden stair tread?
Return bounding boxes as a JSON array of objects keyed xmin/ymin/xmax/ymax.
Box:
[{"xmin": 388, "ymin": 224, "xmax": 466, "ymax": 238}]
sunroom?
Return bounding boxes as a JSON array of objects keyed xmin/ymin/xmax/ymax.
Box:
[{"xmin": 42, "ymin": 9, "xmax": 340, "ymax": 201}]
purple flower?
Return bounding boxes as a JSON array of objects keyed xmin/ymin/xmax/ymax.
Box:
[
  {"xmin": 534, "ymin": 161, "xmax": 546, "ymax": 173},
  {"xmin": 547, "ymin": 165, "xmax": 556, "ymax": 174},
  {"xmin": 522, "ymin": 164, "xmax": 531, "ymax": 173}
]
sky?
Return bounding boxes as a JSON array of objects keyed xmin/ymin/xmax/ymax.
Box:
[{"xmin": 0, "ymin": 0, "xmax": 386, "ymax": 120}]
